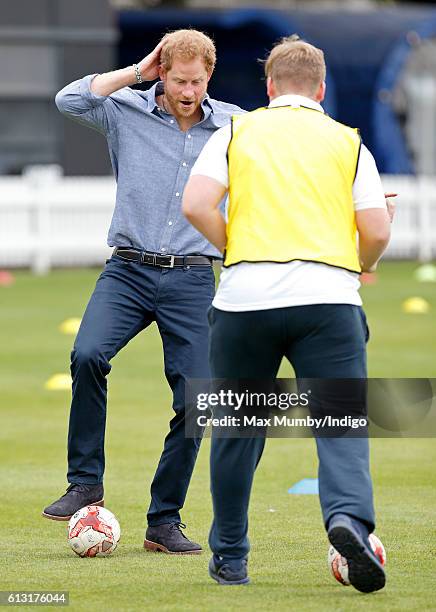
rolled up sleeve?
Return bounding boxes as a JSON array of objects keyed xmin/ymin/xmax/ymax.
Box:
[{"xmin": 55, "ymin": 74, "xmax": 111, "ymax": 134}]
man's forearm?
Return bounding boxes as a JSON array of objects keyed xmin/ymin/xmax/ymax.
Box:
[
  {"xmin": 358, "ymin": 236, "xmax": 390, "ymax": 273},
  {"xmin": 355, "ymin": 208, "xmax": 391, "ymax": 273},
  {"xmin": 91, "ymin": 41, "xmax": 164, "ymax": 96},
  {"xmin": 183, "ymin": 176, "xmax": 228, "ymax": 252},
  {"xmin": 186, "ymin": 209, "xmax": 227, "ymax": 253},
  {"xmin": 90, "ymin": 66, "xmax": 138, "ymax": 97}
]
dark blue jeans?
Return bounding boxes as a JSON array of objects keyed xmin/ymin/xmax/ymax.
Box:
[
  {"xmin": 208, "ymin": 304, "xmax": 374, "ymax": 560},
  {"xmin": 67, "ymin": 255, "xmax": 215, "ymax": 526}
]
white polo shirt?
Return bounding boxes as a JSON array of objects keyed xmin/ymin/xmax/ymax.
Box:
[{"xmin": 191, "ymin": 95, "xmax": 386, "ymax": 312}]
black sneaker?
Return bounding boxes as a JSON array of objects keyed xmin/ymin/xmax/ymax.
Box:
[
  {"xmin": 42, "ymin": 484, "xmax": 104, "ymax": 521},
  {"xmin": 328, "ymin": 514, "xmax": 386, "ymax": 593},
  {"xmin": 144, "ymin": 522, "xmax": 202, "ymax": 555},
  {"xmin": 209, "ymin": 554, "xmax": 250, "ymax": 585}
]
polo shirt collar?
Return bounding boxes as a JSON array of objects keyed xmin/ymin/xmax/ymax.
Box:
[{"xmin": 269, "ymin": 94, "xmax": 324, "ymax": 113}]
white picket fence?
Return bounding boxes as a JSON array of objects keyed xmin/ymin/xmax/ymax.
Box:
[
  {"xmin": 0, "ymin": 166, "xmax": 435, "ymax": 273},
  {"xmin": 0, "ymin": 167, "xmax": 116, "ymax": 274}
]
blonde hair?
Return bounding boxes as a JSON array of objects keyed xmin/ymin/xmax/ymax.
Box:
[
  {"xmin": 160, "ymin": 29, "xmax": 216, "ymax": 73},
  {"xmin": 264, "ymin": 35, "xmax": 326, "ymax": 96}
]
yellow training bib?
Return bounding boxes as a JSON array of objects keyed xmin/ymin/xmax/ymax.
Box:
[{"xmin": 225, "ymin": 105, "xmax": 361, "ymax": 273}]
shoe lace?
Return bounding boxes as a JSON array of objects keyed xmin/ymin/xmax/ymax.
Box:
[
  {"xmin": 65, "ymin": 483, "xmax": 88, "ymax": 496},
  {"xmin": 169, "ymin": 522, "xmax": 188, "ymax": 538},
  {"xmin": 66, "ymin": 483, "xmax": 83, "ymax": 492}
]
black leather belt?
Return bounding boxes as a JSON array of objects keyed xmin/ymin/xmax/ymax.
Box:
[{"xmin": 113, "ymin": 247, "xmax": 212, "ymax": 268}]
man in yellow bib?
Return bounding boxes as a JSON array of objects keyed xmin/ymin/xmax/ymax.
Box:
[{"xmin": 183, "ymin": 36, "xmax": 391, "ymax": 590}]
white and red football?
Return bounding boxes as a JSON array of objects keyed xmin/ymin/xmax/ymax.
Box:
[
  {"xmin": 68, "ymin": 505, "xmax": 120, "ymax": 558},
  {"xmin": 328, "ymin": 533, "xmax": 386, "ymax": 586}
]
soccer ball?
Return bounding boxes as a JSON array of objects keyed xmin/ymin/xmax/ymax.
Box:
[
  {"xmin": 328, "ymin": 533, "xmax": 386, "ymax": 586},
  {"xmin": 68, "ymin": 505, "xmax": 120, "ymax": 557}
]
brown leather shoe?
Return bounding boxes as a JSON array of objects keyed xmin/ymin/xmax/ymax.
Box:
[{"xmin": 144, "ymin": 522, "xmax": 202, "ymax": 554}]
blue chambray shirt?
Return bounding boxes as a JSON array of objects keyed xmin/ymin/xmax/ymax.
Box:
[{"xmin": 55, "ymin": 76, "xmax": 244, "ymax": 257}]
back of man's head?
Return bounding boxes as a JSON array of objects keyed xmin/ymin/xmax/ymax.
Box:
[
  {"xmin": 160, "ymin": 29, "xmax": 216, "ymax": 74},
  {"xmin": 264, "ymin": 35, "xmax": 326, "ymax": 98}
]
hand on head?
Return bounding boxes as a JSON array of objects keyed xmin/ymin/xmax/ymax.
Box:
[{"xmin": 137, "ymin": 40, "xmax": 165, "ymax": 82}]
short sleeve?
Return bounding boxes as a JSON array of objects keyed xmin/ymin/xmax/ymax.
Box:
[
  {"xmin": 353, "ymin": 145, "xmax": 386, "ymax": 211},
  {"xmin": 190, "ymin": 124, "xmax": 231, "ymax": 188}
]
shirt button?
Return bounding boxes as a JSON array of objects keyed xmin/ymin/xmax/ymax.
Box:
[
  {"xmin": 176, "ymin": 192, "xmax": 180, "ymax": 197},
  {"xmin": 170, "ymin": 119, "xmax": 174, "ymax": 124},
  {"xmin": 168, "ymin": 221, "xmax": 173, "ymax": 226},
  {"xmin": 161, "ymin": 247, "xmax": 167, "ymax": 252},
  {"xmin": 182, "ymin": 162, "xmax": 187, "ymax": 167},
  {"xmin": 187, "ymin": 134, "xmax": 192, "ymax": 139}
]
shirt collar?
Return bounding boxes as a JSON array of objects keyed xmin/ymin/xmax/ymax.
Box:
[
  {"xmin": 146, "ymin": 81, "xmax": 213, "ymax": 119},
  {"xmin": 268, "ymin": 94, "xmax": 324, "ymax": 114},
  {"xmin": 144, "ymin": 81, "xmax": 161, "ymax": 112}
]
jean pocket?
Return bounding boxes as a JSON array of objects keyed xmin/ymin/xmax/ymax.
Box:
[{"xmin": 185, "ymin": 266, "xmax": 216, "ymax": 288}]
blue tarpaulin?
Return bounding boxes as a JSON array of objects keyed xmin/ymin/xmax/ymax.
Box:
[{"xmin": 119, "ymin": 7, "xmax": 436, "ymax": 174}]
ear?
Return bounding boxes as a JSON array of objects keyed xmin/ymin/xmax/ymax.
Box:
[
  {"xmin": 206, "ymin": 70, "xmax": 213, "ymax": 83},
  {"xmin": 266, "ymin": 76, "xmax": 275, "ymax": 100},
  {"xmin": 316, "ymin": 81, "xmax": 326, "ymax": 103},
  {"xmin": 158, "ymin": 65, "xmax": 166, "ymax": 81}
]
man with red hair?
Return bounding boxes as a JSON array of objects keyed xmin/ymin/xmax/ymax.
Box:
[{"xmin": 43, "ymin": 30, "xmax": 242, "ymax": 555}]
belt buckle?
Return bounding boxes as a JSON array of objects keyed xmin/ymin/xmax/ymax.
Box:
[{"xmin": 160, "ymin": 255, "xmax": 175, "ymax": 268}]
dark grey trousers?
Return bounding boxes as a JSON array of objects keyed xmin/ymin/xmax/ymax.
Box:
[{"xmin": 208, "ymin": 303, "xmax": 375, "ymax": 560}]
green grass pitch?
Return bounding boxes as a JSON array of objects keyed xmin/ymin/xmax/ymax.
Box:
[{"xmin": 0, "ymin": 261, "xmax": 435, "ymax": 611}]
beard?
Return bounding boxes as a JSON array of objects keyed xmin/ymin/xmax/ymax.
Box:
[{"xmin": 164, "ymin": 91, "xmax": 202, "ymax": 119}]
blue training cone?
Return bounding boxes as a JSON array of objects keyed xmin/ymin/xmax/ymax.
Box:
[{"xmin": 288, "ymin": 478, "xmax": 319, "ymax": 495}]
